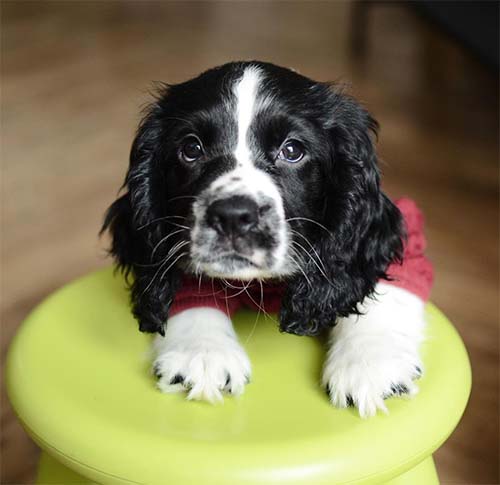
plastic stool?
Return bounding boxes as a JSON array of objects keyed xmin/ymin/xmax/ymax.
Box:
[{"xmin": 6, "ymin": 268, "xmax": 471, "ymax": 484}]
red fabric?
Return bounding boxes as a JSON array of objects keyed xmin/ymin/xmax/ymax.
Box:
[
  {"xmin": 169, "ymin": 277, "xmax": 285, "ymax": 318},
  {"xmin": 169, "ymin": 198, "xmax": 433, "ymax": 317},
  {"xmin": 385, "ymin": 198, "xmax": 434, "ymax": 301}
]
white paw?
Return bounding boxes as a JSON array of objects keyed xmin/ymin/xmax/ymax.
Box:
[
  {"xmin": 322, "ymin": 283, "xmax": 426, "ymax": 418},
  {"xmin": 322, "ymin": 343, "xmax": 422, "ymax": 417},
  {"xmin": 152, "ymin": 308, "xmax": 251, "ymax": 403}
]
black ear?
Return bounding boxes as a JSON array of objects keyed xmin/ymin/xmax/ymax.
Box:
[
  {"xmin": 279, "ymin": 92, "xmax": 404, "ymax": 336},
  {"xmin": 101, "ymin": 193, "xmax": 136, "ymax": 280},
  {"xmin": 101, "ymin": 95, "xmax": 181, "ymax": 335}
]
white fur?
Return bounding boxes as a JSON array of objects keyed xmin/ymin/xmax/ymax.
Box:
[
  {"xmin": 154, "ymin": 307, "xmax": 251, "ymax": 402},
  {"xmin": 322, "ymin": 283, "xmax": 426, "ymax": 418},
  {"xmin": 199, "ymin": 167, "xmax": 289, "ymax": 278},
  {"xmin": 234, "ymin": 66, "xmax": 261, "ymax": 167}
]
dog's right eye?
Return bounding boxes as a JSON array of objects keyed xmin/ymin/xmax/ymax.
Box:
[
  {"xmin": 179, "ymin": 136, "xmax": 204, "ymax": 163},
  {"xmin": 277, "ymin": 139, "xmax": 305, "ymax": 164}
]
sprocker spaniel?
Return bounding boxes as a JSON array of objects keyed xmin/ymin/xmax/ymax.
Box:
[{"xmin": 102, "ymin": 61, "xmax": 433, "ymax": 417}]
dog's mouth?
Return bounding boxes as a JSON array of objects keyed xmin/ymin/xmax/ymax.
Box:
[
  {"xmin": 218, "ymin": 253, "xmax": 260, "ymax": 266},
  {"xmin": 197, "ymin": 252, "xmax": 266, "ymax": 279}
]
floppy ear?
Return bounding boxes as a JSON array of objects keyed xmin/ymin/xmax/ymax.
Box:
[
  {"xmin": 101, "ymin": 96, "xmax": 181, "ymax": 335},
  {"xmin": 279, "ymin": 92, "xmax": 404, "ymax": 336}
]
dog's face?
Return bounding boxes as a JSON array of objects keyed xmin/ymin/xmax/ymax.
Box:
[
  {"xmin": 142, "ymin": 64, "xmax": 334, "ymax": 281},
  {"xmin": 184, "ymin": 65, "xmax": 333, "ymax": 280},
  {"xmin": 103, "ymin": 61, "xmax": 403, "ymax": 335}
]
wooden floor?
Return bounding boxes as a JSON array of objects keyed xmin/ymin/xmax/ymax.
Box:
[{"xmin": 1, "ymin": 2, "xmax": 498, "ymax": 484}]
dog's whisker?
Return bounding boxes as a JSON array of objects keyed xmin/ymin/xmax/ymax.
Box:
[
  {"xmin": 244, "ymin": 280, "xmax": 263, "ymax": 344},
  {"xmin": 222, "ymin": 285, "xmax": 232, "ymax": 318},
  {"xmin": 290, "ymin": 229, "xmax": 330, "ymax": 275},
  {"xmin": 288, "ymin": 244, "xmax": 308, "ymax": 269},
  {"xmin": 197, "ymin": 264, "xmax": 203, "ymax": 292},
  {"xmin": 221, "ymin": 278, "xmax": 238, "ymax": 289},
  {"xmin": 167, "ymin": 221, "xmax": 190, "ymax": 230},
  {"xmin": 210, "ymin": 277, "xmax": 218, "ymax": 309},
  {"xmin": 158, "ymin": 251, "xmax": 189, "ymax": 284},
  {"xmin": 221, "ymin": 278, "xmax": 251, "ymax": 292},
  {"xmin": 150, "ymin": 228, "xmax": 186, "ymax": 261},
  {"xmin": 242, "ymin": 285, "xmax": 278, "ymax": 326},
  {"xmin": 139, "ymin": 241, "xmax": 190, "ymax": 299},
  {"xmin": 167, "ymin": 195, "xmax": 200, "ymax": 204},
  {"xmin": 258, "ymin": 279, "xmax": 265, "ymax": 315},
  {"xmin": 134, "ymin": 238, "xmax": 189, "ymax": 268},
  {"xmin": 291, "ymin": 240, "xmax": 334, "ymax": 286},
  {"xmin": 160, "ymin": 239, "xmax": 190, "ymax": 263},
  {"xmin": 286, "ymin": 217, "xmax": 334, "ymax": 238},
  {"xmin": 288, "ymin": 247, "xmax": 313, "ymax": 289},
  {"xmin": 136, "ymin": 215, "xmax": 188, "ymax": 231},
  {"xmin": 220, "ymin": 278, "xmax": 253, "ymax": 299},
  {"xmin": 289, "ymin": 235, "xmax": 333, "ymax": 285}
]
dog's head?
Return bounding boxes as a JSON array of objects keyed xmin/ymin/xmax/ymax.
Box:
[{"xmin": 103, "ymin": 61, "xmax": 403, "ymax": 336}]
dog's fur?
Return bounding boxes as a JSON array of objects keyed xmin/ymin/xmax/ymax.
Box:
[{"xmin": 102, "ymin": 61, "xmax": 425, "ymax": 417}]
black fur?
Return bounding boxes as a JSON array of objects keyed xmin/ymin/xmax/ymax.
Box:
[
  {"xmin": 101, "ymin": 96, "xmax": 183, "ymax": 335},
  {"xmin": 101, "ymin": 61, "xmax": 404, "ymax": 337},
  {"xmin": 279, "ymin": 92, "xmax": 404, "ymax": 335}
]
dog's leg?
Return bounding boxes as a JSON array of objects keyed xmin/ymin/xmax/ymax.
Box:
[
  {"xmin": 153, "ymin": 307, "xmax": 251, "ymax": 402},
  {"xmin": 322, "ymin": 283, "xmax": 426, "ymax": 417}
]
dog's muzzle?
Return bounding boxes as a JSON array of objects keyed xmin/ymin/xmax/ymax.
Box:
[{"xmin": 189, "ymin": 189, "xmax": 289, "ymax": 279}]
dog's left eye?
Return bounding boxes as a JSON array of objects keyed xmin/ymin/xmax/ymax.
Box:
[
  {"xmin": 179, "ymin": 136, "xmax": 204, "ymax": 163},
  {"xmin": 277, "ymin": 140, "xmax": 305, "ymax": 163}
]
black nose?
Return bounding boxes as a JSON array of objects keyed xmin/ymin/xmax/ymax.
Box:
[{"xmin": 206, "ymin": 196, "xmax": 259, "ymax": 237}]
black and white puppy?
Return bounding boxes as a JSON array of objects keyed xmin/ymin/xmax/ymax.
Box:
[{"xmin": 102, "ymin": 61, "xmax": 427, "ymax": 417}]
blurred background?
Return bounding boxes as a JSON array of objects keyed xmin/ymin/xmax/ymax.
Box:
[{"xmin": 1, "ymin": 1, "xmax": 498, "ymax": 483}]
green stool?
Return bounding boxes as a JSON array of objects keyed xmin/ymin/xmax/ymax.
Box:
[{"xmin": 6, "ymin": 268, "xmax": 471, "ymax": 484}]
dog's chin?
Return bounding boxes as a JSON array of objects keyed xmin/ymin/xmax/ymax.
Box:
[{"xmin": 197, "ymin": 254, "xmax": 276, "ymax": 280}]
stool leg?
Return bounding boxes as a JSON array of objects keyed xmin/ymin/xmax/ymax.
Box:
[
  {"xmin": 36, "ymin": 451, "xmax": 97, "ymax": 484},
  {"xmin": 385, "ymin": 456, "xmax": 439, "ymax": 485}
]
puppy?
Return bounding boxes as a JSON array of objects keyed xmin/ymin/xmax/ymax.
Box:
[{"xmin": 102, "ymin": 61, "xmax": 433, "ymax": 417}]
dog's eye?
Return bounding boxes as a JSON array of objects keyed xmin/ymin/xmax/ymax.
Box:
[
  {"xmin": 278, "ymin": 140, "xmax": 305, "ymax": 163},
  {"xmin": 179, "ymin": 136, "xmax": 204, "ymax": 163}
]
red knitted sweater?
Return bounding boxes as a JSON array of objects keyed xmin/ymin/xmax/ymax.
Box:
[{"xmin": 169, "ymin": 198, "xmax": 433, "ymax": 318}]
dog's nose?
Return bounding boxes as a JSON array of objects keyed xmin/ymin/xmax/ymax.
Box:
[{"xmin": 207, "ymin": 196, "xmax": 259, "ymax": 236}]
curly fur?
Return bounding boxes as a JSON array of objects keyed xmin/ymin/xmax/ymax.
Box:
[
  {"xmin": 101, "ymin": 61, "xmax": 404, "ymax": 337},
  {"xmin": 279, "ymin": 95, "xmax": 404, "ymax": 335},
  {"xmin": 102, "ymin": 96, "xmax": 183, "ymax": 335}
]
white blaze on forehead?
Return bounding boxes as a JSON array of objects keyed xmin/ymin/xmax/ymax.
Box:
[
  {"xmin": 190, "ymin": 65, "xmax": 289, "ymax": 278},
  {"xmin": 233, "ymin": 67, "xmax": 261, "ymax": 166}
]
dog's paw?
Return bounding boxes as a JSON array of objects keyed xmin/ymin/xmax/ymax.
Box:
[
  {"xmin": 322, "ymin": 352, "xmax": 422, "ymax": 417},
  {"xmin": 153, "ymin": 338, "xmax": 251, "ymax": 403},
  {"xmin": 322, "ymin": 283, "xmax": 426, "ymax": 418},
  {"xmin": 151, "ymin": 307, "xmax": 252, "ymax": 403}
]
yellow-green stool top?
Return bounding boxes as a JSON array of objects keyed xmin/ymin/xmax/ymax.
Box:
[{"xmin": 6, "ymin": 268, "xmax": 471, "ymax": 484}]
